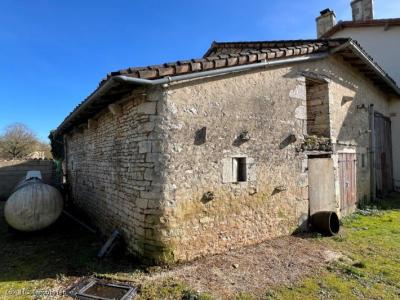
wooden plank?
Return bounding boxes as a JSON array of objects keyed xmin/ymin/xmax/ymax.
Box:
[
  {"xmin": 309, "ymin": 158, "xmax": 336, "ymax": 215},
  {"xmin": 374, "ymin": 112, "xmax": 394, "ymax": 197},
  {"xmin": 339, "ymin": 153, "xmax": 357, "ymax": 214}
]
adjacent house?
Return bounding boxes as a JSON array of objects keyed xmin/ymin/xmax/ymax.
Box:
[
  {"xmin": 317, "ymin": 0, "xmax": 400, "ymax": 192},
  {"xmin": 53, "ymin": 37, "xmax": 400, "ymax": 263}
]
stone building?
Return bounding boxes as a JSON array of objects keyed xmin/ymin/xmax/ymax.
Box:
[
  {"xmin": 316, "ymin": 0, "xmax": 400, "ymax": 192},
  {"xmin": 53, "ymin": 38, "xmax": 400, "ymax": 263}
]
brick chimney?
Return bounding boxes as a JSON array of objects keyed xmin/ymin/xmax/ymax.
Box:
[
  {"xmin": 351, "ymin": 0, "xmax": 374, "ymax": 21},
  {"xmin": 316, "ymin": 9, "xmax": 337, "ymax": 38}
]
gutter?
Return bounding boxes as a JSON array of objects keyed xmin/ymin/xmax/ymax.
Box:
[
  {"xmin": 55, "ymin": 53, "xmax": 328, "ymax": 136},
  {"xmin": 114, "ymin": 53, "xmax": 329, "ymax": 85},
  {"xmin": 331, "ymin": 40, "xmax": 400, "ymax": 95}
]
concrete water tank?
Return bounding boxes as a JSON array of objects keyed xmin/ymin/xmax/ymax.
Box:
[{"xmin": 4, "ymin": 171, "xmax": 63, "ymax": 232}]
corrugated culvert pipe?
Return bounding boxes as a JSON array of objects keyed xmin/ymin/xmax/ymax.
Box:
[{"xmin": 311, "ymin": 211, "xmax": 340, "ymax": 236}]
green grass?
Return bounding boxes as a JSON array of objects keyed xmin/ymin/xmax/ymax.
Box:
[
  {"xmin": 270, "ymin": 196, "xmax": 400, "ymax": 300},
  {"xmin": 1, "ymin": 194, "xmax": 400, "ymax": 299}
]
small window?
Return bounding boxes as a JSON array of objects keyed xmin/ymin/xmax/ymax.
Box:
[
  {"xmin": 222, "ymin": 156, "xmax": 254, "ymax": 183},
  {"xmin": 361, "ymin": 153, "xmax": 366, "ymax": 168},
  {"xmin": 233, "ymin": 157, "xmax": 247, "ymax": 182}
]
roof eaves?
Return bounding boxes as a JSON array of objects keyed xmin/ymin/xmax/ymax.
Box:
[
  {"xmin": 56, "ymin": 38, "xmax": 400, "ymax": 138},
  {"xmin": 322, "ymin": 18, "xmax": 400, "ymax": 38},
  {"xmin": 55, "ymin": 45, "xmax": 334, "ymax": 137},
  {"xmin": 331, "ymin": 39, "xmax": 400, "ymax": 96}
]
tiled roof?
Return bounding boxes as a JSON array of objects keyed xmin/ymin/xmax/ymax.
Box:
[
  {"xmin": 202, "ymin": 39, "xmax": 342, "ymax": 57},
  {"xmin": 101, "ymin": 39, "xmax": 348, "ymax": 86},
  {"xmin": 321, "ymin": 18, "xmax": 400, "ymax": 38},
  {"xmin": 54, "ymin": 38, "xmax": 399, "ymax": 137}
]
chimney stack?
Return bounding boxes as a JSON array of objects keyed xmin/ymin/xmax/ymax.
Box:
[
  {"xmin": 316, "ymin": 9, "xmax": 337, "ymax": 38},
  {"xmin": 351, "ymin": 0, "xmax": 374, "ymax": 21}
]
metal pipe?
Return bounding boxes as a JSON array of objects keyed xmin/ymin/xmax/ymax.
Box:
[
  {"xmin": 55, "ymin": 53, "xmax": 328, "ymax": 135},
  {"xmin": 369, "ymin": 104, "xmax": 376, "ymax": 202},
  {"xmin": 329, "ymin": 40, "xmax": 352, "ymax": 55},
  {"xmin": 63, "ymin": 210, "xmax": 96, "ymax": 234},
  {"xmin": 114, "ymin": 53, "xmax": 329, "ymax": 86},
  {"xmin": 63, "ymin": 135, "xmax": 68, "ymax": 185}
]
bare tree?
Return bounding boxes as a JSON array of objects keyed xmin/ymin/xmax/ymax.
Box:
[{"xmin": 0, "ymin": 123, "xmax": 39, "ymax": 159}]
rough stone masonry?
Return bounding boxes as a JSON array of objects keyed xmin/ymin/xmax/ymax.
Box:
[{"xmin": 63, "ymin": 52, "xmax": 394, "ymax": 263}]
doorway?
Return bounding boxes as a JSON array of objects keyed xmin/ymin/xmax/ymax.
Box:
[
  {"xmin": 374, "ymin": 112, "xmax": 393, "ymax": 197},
  {"xmin": 339, "ymin": 153, "xmax": 357, "ymax": 215},
  {"xmin": 308, "ymin": 157, "xmax": 336, "ymax": 216}
]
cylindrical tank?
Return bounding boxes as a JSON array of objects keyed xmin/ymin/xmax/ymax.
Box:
[{"xmin": 4, "ymin": 177, "xmax": 63, "ymax": 232}]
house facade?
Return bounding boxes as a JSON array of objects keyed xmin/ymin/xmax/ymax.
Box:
[
  {"xmin": 53, "ymin": 38, "xmax": 400, "ymax": 263},
  {"xmin": 317, "ymin": 0, "xmax": 400, "ymax": 192}
]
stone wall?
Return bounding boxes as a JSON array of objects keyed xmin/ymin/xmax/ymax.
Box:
[
  {"xmin": 0, "ymin": 160, "xmax": 56, "ymax": 200},
  {"xmin": 160, "ymin": 67, "xmax": 309, "ymax": 262},
  {"xmin": 327, "ymin": 55, "xmax": 391, "ymax": 214},
  {"xmin": 306, "ymin": 81, "xmax": 330, "ymax": 137},
  {"xmin": 158, "ymin": 55, "xmax": 391, "ymax": 262},
  {"xmin": 64, "ymin": 88, "xmax": 171, "ymax": 263},
  {"xmin": 64, "ymin": 55, "xmax": 393, "ymax": 264}
]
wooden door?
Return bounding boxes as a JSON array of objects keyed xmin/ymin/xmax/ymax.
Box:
[
  {"xmin": 374, "ymin": 112, "xmax": 393, "ymax": 197},
  {"xmin": 339, "ymin": 153, "xmax": 357, "ymax": 215},
  {"xmin": 308, "ymin": 158, "xmax": 336, "ymax": 216}
]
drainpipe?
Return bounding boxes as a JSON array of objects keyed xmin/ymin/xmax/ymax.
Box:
[
  {"xmin": 63, "ymin": 135, "xmax": 68, "ymax": 185},
  {"xmin": 113, "ymin": 53, "xmax": 329, "ymax": 87},
  {"xmin": 369, "ymin": 104, "xmax": 376, "ymax": 202},
  {"xmin": 62, "ymin": 134, "xmax": 72, "ymax": 207}
]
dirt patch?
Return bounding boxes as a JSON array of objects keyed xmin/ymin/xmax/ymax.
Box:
[
  {"xmin": 0, "ymin": 199, "xmax": 341, "ymax": 299},
  {"xmin": 141, "ymin": 235, "xmax": 336, "ymax": 298}
]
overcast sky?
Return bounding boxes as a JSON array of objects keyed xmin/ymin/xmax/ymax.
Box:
[{"xmin": 0, "ymin": 0, "xmax": 399, "ymax": 141}]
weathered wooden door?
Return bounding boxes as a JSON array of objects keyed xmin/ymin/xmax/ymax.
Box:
[
  {"xmin": 308, "ymin": 158, "xmax": 336, "ymax": 216},
  {"xmin": 374, "ymin": 112, "xmax": 393, "ymax": 197},
  {"xmin": 339, "ymin": 153, "xmax": 357, "ymax": 214}
]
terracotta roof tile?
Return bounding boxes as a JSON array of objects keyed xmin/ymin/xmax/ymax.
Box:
[
  {"xmin": 54, "ymin": 38, "xmax": 400, "ymax": 136},
  {"xmin": 97, "ymin": 39, "xmax": 348, "ymax": 86},
  {"xmin": 190, "ymin": 62, "xmax": 202, "ymax": 72}
]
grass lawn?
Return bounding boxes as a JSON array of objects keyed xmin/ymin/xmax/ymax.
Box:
[
  {"xmin": 0, "ymin": 194, "xmax": 399, "ymax": 299},
  {"xmin": 269, "ymin": 195, "xmax": 400, "ymax": 300}
]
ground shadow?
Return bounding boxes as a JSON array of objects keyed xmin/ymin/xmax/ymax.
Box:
[
  {"xmin": 374, "ymin": 192, "xmax": 400, "ymax": 210},
  {"xmin": 0, "ymin": 202, "xmax": 143, "ymax": 284}
]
